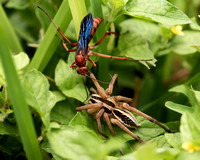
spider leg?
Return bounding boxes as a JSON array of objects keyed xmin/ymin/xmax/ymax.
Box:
[
  {"xmin": 103, "ymin": 113, "xmax": 115, "ymax": 136},
  {"xmin": 89, "ymin": 31, "xmax": 117, "ymax": 49},
  {"xmin": 76, "ymin": 103, "xmax": 101, "ymax": 114},
  {"xmin": 96, "ymin": 108, "xmax": 108, "ymax": 139},
  {"xmin": 90, "ymin": 73, "xmax": 107, "ymax": 99},
  {"xmin": 111, "ymin": 118, "xmax": 144, "ymax": 143},
  {"xmin": 103, "ymin": 112, "xmax": 125, "ymax": 155},
  {"xmin": 90, "ymin": 87, "xmax": 97, "ymax": 94},
  {"xmin": 113, "ymin": 96, "xmax": 133, "ymax": 103},
  {"xmin": 105, "ymin": 74, "xmax": 118, "ymax": 95},
  {"xmin": 121, "ymin": 103, "xmax": 172, "ymax": 133}
]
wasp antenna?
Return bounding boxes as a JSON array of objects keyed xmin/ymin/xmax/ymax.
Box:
[{"xmin": 37, "ymin": 6, "xmax": 59, "ymax": 30}]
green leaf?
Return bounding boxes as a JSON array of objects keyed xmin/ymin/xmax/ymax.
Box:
[
  {"xmin": 122, "ymin": 0, "xmax": 191, "ymax": 25},
  {"xmin": 156, "ymin": 148, "xmax": 180, "ymax": 160},
  {"xmin": 47, "ymin": 126, "xmax": 123, "ymax": 160},
  {"xmin": 55, "ymin": 57, "xmax": 87, "ymax": 102},
  {"xmin": 51, "ymin": 100, "xmax": 76, "ymax": 125},
  {"xmin": 169, "ymin": 85, "xmax": 199, "ymax": 108},
  {"xmin": 149, "ymin": 135, "xmax": 171, "ymax": 148},
  {"xmin": 5, "ymin": 0, "xmax": 30, "ymax": 9},
  {"xmin": 106, "ymin": 0, "xmax": 126, "ymax": 22},
  {"xmin": 12, "ymin": 52, "xmax": 30, "ymax": 70},
  {"xmin": 176, "ymin": 151, "xmax": 200, "ymax": 160},
  {"xmin": 134, "ymin": 143, "xmax": 159, "ymax": 160},
  {"xmin": 190, "ymin": 17, "xmax": 200, "ymax": 31},
  {"xmin": 52, "ymin": 91, "xmax": 66, "ymax": 103},
  {"xmin": 165, "ymin": 133, "xmax": 182, "ymax": 149},
  {"xmin": 180, "ymin": 112, "xmax": 200, "ymax": 143},
  {"xmin": 0, "ymin": 51, "xmax": 29, "ymax": 85},
  {"xmin": 172, "ymin": 31, "xmax": 200, "ymax": 55},
  {"xmin": 117, "ymin": 20, "xmax": 155, "ymax": 67},
  {"xmin": 165, "ymin": 101, "xmax": 193, "ymax": 114},
  {"xmin": 122, "ymin": 19, "xmax": 162, "ymax": 50},
  {"xmin": 192, "ymin": 45, "xmax": 200, "ymax": 52},
  {"xmin": 0, "ymin": 122, "xmax": 18, "ymax": 136},
  {"xmin": 23, "ymin": 69, "xmax": 56, "ymax": 128}
]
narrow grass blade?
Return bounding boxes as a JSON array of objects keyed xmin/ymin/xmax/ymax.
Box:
[
  {"xmin": 0, "ymin": 26, "xmax": 42, "ymax": 160},
  {"xmin": 68, "ymin": 0, "xmax": 87, "ymax": 38},
  {"xmin": 27, "ymin": 0, "xmax": 71, "ymax": 72},
  {"xmin": 0, "ymin": 4, "xmax": 23, "ymax": 54},
  {"xmin": 90, "ymin": 0, "xmax": 110, "ymax": 83}
]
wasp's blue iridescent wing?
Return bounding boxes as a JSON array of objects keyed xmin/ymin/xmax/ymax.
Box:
[{"xmin": 76, "ymin": 13, "xmax": 93, "ymax": 57}]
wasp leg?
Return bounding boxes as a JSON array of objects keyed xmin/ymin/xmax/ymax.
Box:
[
  {"xmin": 89, "ymin": 31, "xmax": 117, "ymax": 49},
  {"xmin": 121, "ymin": 103, "xmax": 173, "ymax": 133},
  {"xmin": 89, "ymin": 51, "xmax": 152, "ymax": 62},
  {"xmin": 111, "ymin": 118, "xmax": 144, "ymax": 143},
  {"xmin": 88, "ymin": 58, "xmax": 96, "ymax": 67}
]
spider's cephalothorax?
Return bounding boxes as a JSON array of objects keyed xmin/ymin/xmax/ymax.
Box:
[{"xmin": 76, "ymin": 73, "xmax": 173, "ymax": 143}]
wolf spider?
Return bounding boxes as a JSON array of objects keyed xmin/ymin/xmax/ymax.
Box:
[{"xmin": 76, "ymin": 73, "xmax": 172, "ymax": 143}]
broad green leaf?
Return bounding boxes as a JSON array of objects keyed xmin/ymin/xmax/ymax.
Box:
[
  {"xmin": 192, "ymin": 45, "xmax": 200, "ymax": 52},
  {"xmin": 47, "ymin": 126, "xmax": 123, "ymax": 160},
  {"xmin": 12, "ymin": 52, "xmax": 30, "ymax": 71},
  {"xmin": 165, "ymin": 133, "xmax": 182, "ymax": 149},
  {"xmin": 122, "ymin": 0, "xmax": 191, "ymax": 25},
  {"xmin": 52, "ymin": 91, "xmax": 66, "ymax": 103},
  {"xmin": 134, "ymin": 143, "xmax": 159, "ymax": 160},
  {"xmin": 149, "ymin": 135, "xmax": 171, "ymax": 148},
  {"xmin": 165, "ymin": 101, "xmax": 193, "ymax": 114},
  {"xmin": 0, "ymin": 52, "xmax": 29, "ymax": 85},
  {"xmin": 105, "ymin": 0, "xmax": 126, "ymax": 22},
  {"xmin": 169, "ymin": 85, "xmax": 198, "ymax": 108},
  {"xmin": 180, "ymin": 112, "xmax": 200, "ymax": 143},
  {"xmin": 23, "ymin": 69, "xmax": 56, "ymax": 128},
  {"xmin": 156, "ymin": 148, "xmax": 180, "ymax": 160},
  {"xmin": 172, "ymin": 31, "xmax": 200, "ymax": 55},
  {"xmin": 176, "ymin": 151, "xmax": 200, "ymax": 160},
  {"xmin": 51, "ymin": 100, "xmax": 76, "ymax": 125},
  {"xmin": 5, "ymin": 0, "xmax": 30, "ymax": 9},
  {"xmin": 117, "ymin": 20, "xmax": 155, "ymax": 67},
  {"xmin": 119, "ymin": 19, "xmax": 167, "ymax": 54},
  {"xmin": 55, "ymin": 57, "xmax": 87, "ymax": 102},
  {"xmin": 190, "ymin": 17, "xmax": 200, "ymax": 31},
  {"xmin": 0, "ymin": 122, "xmax": 18, "ymax": 136}
]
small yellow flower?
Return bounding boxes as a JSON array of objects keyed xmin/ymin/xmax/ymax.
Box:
[
  {"xmin": 182, "ymin": 142, "xmax": 200, "ymax": 153},
  {"xmin": 171, "ymin": 25, "xmax": 184, "ymax": 36}
]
